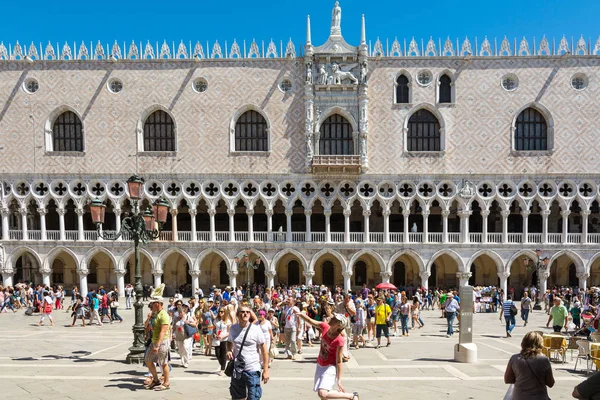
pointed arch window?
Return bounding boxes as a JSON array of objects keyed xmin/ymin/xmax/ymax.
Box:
[
  {"xmin": 396, "ymin": 75, "xmax": 410, "ymax": 104},
  {"xmin": 438, "ymin": 74, "xmax": 452, "ymax": 103},
  {"xmin": 52, "ymin": 111, "xmax": 83, "ymax": 151},
  {"xmin": 319, "ymin": 114, "xmax": 353, "ymax": 155},
  {"xmin": 143, "ymin": 110, "xmax": 175, "ymax": 152},
  {"xmin": 514, "ymin": 108, "xmax": 547, "ymax": 151},
  {"xmin": 407, "ymin": 109, "xmax": 441, "ymax": 152},
  {"xmin": 234, "ymin": 110, "xmax": 268, "ymax": 152}
]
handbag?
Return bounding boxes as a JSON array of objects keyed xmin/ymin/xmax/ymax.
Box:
[
  {"xmin": 509, "ymin": 302, "xmax": 518, "ymax": 316},
  {"xmin": 184, "ymin": 323, "xmax": 199, "ymax": 338},
  {"xmin": 225, "ymin": 324, "xmax": 252, "ymax": 377},
  {"xmin": 503, "ymin": 384, "xmax": 514, "ymax": 400}
]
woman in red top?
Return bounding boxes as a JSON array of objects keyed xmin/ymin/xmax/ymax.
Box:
[{"xmin": 296, "ymin": 311, "xmax": 359, "ymax": 400}]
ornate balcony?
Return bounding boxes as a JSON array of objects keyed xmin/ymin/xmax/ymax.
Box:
[{"xmin": 311, "ymin": 155, "xmax": 362, "ymax": 175}]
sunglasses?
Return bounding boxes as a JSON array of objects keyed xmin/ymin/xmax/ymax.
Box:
[{"xmin": 239, "ymin": 310, "xmax": 251, "ymax": 315}]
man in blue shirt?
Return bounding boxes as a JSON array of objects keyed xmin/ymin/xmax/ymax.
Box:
[{"xmin": 499, "ymin": 295, "xmax": 516, "ymax": 337}]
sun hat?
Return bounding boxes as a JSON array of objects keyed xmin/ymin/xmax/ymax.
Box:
[
  {"xmin": 148, "ymin": 284, "xmax": 166, "ymax": 304},
  {"xmin": 331, "ymin": 313, "xmax": 348, "ymax": 328}
]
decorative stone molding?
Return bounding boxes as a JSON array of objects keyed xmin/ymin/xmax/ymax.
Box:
[
  {"xmin": 497, "ymin": 272, "xmax": 510, "ymax": 279},
  {"xmin": 456, "ymin": 272, "xmax": 472, "ymax": 280},
  {"xmin": 342, "ymin": 271, "xmax": 352, "ymax": 278},
  {"xmin": 576, "ymin": 272, "xmax": 590, "ymax": 280}
]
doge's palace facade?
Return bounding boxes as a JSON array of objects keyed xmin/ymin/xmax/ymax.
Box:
[{"xmin": 1, "ymin": 2, "xmax": 600, "ymax": 297}]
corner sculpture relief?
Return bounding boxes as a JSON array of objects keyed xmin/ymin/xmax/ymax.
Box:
[
  {"xmin": 459, "ymin": 180, "xmax": 476, "ymax": 199},
  {"xmin": 317, "ymin": 63, "xmax": 359, "ymax": 85}
]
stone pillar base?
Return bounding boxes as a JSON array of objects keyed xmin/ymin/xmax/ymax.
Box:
[{"xmin": 454, "ymin": 343, "xmax": 477, "ymax": 363}]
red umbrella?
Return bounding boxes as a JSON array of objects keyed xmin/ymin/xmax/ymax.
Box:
[{"xmin": 376, "ymin": 282, "xmax": 397, "ymax": 290}]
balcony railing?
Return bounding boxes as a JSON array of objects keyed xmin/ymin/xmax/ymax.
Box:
[{"xmin": 2, "ymin": 227, "xmax": 599, "ymax": 246}]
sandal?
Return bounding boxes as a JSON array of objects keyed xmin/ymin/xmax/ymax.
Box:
[
  {"xmin": 144, "ymin": 379, "xmax": 160, "ymax": 390},
  {"xmin": 154, "ymin": 383, "xmax": 170, "ymax": 391},
  {"xmin": 353, "ymin": 391, "xmax": 360, "ymax": 400},
  {"xmin": 143, "ymin": 376, "xmax": 153, "ymax": 385}
]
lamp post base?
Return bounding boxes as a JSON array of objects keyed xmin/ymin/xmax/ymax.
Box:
[
  {"xmin": 533, "ymin": 304, "xmax": 542, "ymax": 311},
  {"xmin": 126, "ymin": 347, "xmax": 146, "ymax": 364}
]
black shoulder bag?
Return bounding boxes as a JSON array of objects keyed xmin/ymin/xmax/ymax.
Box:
[{"xmin": 224, "ymin": 324, "xmax": 252, "ymax": 377}]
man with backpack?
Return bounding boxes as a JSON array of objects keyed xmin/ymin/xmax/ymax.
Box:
[{"xmin": 500, "ymin": 294, "xmax": 518, "ymax": 337}]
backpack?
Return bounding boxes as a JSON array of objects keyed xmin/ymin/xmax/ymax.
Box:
[{"xmin": 509, "ymin": 301, "xmax": 518, "ymax": 316}]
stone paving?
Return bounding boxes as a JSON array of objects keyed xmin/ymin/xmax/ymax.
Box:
[{"xmin": 0, "ymin": 304, "xmax": 590, "ymax": 399}]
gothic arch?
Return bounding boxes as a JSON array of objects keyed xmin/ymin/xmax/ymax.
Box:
[
  {"xmin": 347, "ymin": 250, "xmax": 385, "ymax": 275},
  {"xmin": 195, "ymin": 248, "xmax": 231, "ymax": 272},
  {"xmin": 43, "ymin": 246, "xmax": 80, "ymax": 271},
  {"xmin": 315, "ymin": 106, "xmax": 358, "ymax": 134},
  {"xmin": 403, "ymin": 103, "xmax": 446, "ymax": 152},
  {"xmin": 587, "ymin": 251, "xmax": 600, "ymax": 273},
  {"xmin": 466, "ymin": 250, "xmax": 505, "ymax": 274},
  {"xmin": 8, "ymin": 246, "xmax": 43, "ymax": 271},
  {"xmin": 271, "ymin": 249, "xmax": 309, "ymax": 274},
  {"xmin": 548, "ymin": 250, "xmax": 585, "ymax": 274},
  {"xmin": 387, "ymin": 249, "xmax": 426, "ymax": 274},
  {"xmin": 506, "ymin": 249, "xmax": 540, "ymax": 273},
  {"xmin": 136, "ymin": 104, "xmax": 178, "ymax": 152},
  {"xmin": 511, "ymin": 102, "xmax": 554, "ymax": 151},
  {"xmin": 119, "ymin": 247, "xmax": 155, "ymax": 272},
  {"xmin": 426, "ymin": 249, "xmax": 464, "ymax": 273},
  {"xmin": 233, "ymin": 248, "xmax": 270, "ymax": 271},
  {"xmin": 82, "ymin": 246, "xmax": 118, "ymax": 273},
  {"xmin": 44, "ymin": 105, "xmax": 85, "ymax": 152},
  {"xmin": 157, "ymin": 248, "xmax": 194, "ymax": 272},
  {"xmin": 436, "ymin": 69, "xmax": 455, "ymax": 104},
  {"xmin": 308, "ymin": 248, "xmax": 347, "ymax": 273},
  {"xmin": 229, "ymin": 105, "xmax": 271, "ymax": 153}
]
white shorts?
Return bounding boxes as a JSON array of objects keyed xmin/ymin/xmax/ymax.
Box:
[{"xmin": 313, "ymin": 364, "xmax": 336, "ymax": 392}]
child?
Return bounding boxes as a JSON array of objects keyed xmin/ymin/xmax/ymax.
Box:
[{"xmin": 571, "ymin": 301, "xmax": 582, "ymax": 330}]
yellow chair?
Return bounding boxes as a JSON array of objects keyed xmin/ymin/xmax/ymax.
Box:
[{"xmin": 546, "ymin": 336, "xmax": 567, "ymax": 363}]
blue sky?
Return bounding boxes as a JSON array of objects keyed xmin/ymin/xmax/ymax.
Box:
[{"xmin": 1, "ymin": 0, "xmax": 598, "ymax": 51}]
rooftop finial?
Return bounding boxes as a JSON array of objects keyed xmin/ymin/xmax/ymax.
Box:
[
  {"xmin": 306, "ymin": 15, "xmax": 312, "ymax": 45},
  {"xmin": 331, "ymin": 1, "xmax": 342, "ymax": 36},
  {"xmin": 361, "ymin": 14, "xmax": 366, "ymax": 44}
]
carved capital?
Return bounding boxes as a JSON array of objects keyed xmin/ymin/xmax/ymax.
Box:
[
  {"xmin": 115, "ymin": 270, "xmax": 126, "ymax": 277},
  {"xmin": 226, "ymin": 209, "xmax": 236, "ymax": 217},
  {"xmin": 57, "ymin": 208, "xmax": 67, "ymax": 216},
  {"xmin": 19, "ymin": 208, "xmax": 28, "ymax": 216},
  {"xmin": 362, "ymin": 210, "xmax": 371, "ymax": 217},
  {"xmin": 538, "ymin": 271, "xmax": 550, "ymax": 280},
  {"xmin": 113, "ymin": 209, "xmax": 122, "ymax": 217},
  {"xmin": 227, "ymin": 270, "xmax": 238, "ymax": 278},
  {"xmin": 402, "ymin": 210, "xmax": 411, "ymax": 217},
  {"xmin": 285, "ymin": 210, "xmax": 294, "ymax": 218},
  {"xmin": 37, "ymin": 208, "xmax": 48, "ymax": 216},
  {"xmin": 303, "ymin": 271, "xmax": 315, "ymax": 278},
  {"xmin": 265, "ymin": 209, "xmax": 274, "ymax": 217},
  {"xmin": 419, "ymin": 271, "xmax": 431, "ymax": 279},
  {"xmin": 152, "ymin": 270, "xmax": 163, "ymax": 277},
  {"xmin": 246, "ymin": 209, "xmax": 255, "ymax": 217},
  {"xmin": 265, "ymin": 271, "xmax": 276, "ymax": 279},
  {"xmin": 581, "ymin": 210, "xmax": 591, "ymax": 217},
  {"xmin": 208, "ymin": 209, "xmax": 217, "ymax": 217},
  {"xmin": 189, "ymin": 270, "xmax": 200, "ymax": 277},
  {"xmin": 380, "ymin": 272, "xmax": 392, "ymax": 280},
  {"xmin": 560, "ymin": 210, "xmax": 571, "ymax": 218},
  {"xmin": 304, "ymin": 209, "xmax": 312, "ymax": 216},
  {"xmin": 382, "ymin": 210, "xmax": 391, "ymax": 217},
  {"xmin": 324, "ymin": 210, "xmax": 332, "ymax": 218},
  {"xmin": 520, "ymin": 210, "xmax": 531, "ymax": 218},
  {"xmin": 77, "ymin": 269, "xmax": 88, "ymax": 276},
  {"xmin": 458, "ymin": 210, "xmax": 472, "ymax": 218},
  {"xmin": 441, "ymin": 210, "xmax": 451, "ymax": 218},
  {"xmin": 577, "ymin": 272, "xmax": 590, "ymax": 280},
  {"xmin": 541, "ymin": 210, "xmax": 551, "ymax": 216},
  {"xmin": 456, "ymin": 272, "xmax": 472, "ymax": 280},
  {"xmin": 343, "ymin": 209, "xmax": 352, "ymax": 217},
  {"xmin": 188, "ymin": 209, "xmax": 197, "ymax": 217},
  {"xmin": 170, "ymin": 209, "xmax": 179, "ymax": 216},
  {"xmin": 342, "ymin": 271, "xmax": 352, "ymax": 278},
  {"xmin": 74, "ymin": 208, "xmax": 85, "ymax": 217},
  {"xmin": 421, "ymin": 211, "xmax": 430, "ymax": 218},
  {"xmin": 0, "ymin": 208, "xmax": 10, "ymax": 216},
  {"xmin": 500, "ymin": 210, "xmax": 511, "ymax": 218},
  {"xmin": 497, "ymin": 272, "xmax": 510, "ymax": 280},
  {"xmin": 480, "ymin": 210, "xmax": 490, "ymax": 218}
]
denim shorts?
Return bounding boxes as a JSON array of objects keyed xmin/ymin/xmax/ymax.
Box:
[{"xmin": 230, "ymin": 370, "xmax": 262, "ymax": 400}]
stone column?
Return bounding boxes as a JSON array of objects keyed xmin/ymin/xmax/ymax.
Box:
[
  {"xmin": 383, "ymin": 209, "xmax": 390, "ymax": 243},
  {"xmin": 343, "ymin": 209, "xmax": 351, "ymax": 243},
  {"xmin": 1, "ymin": 270, "xmax": 14, "ymax": 287},
  {"xmin": 190, "ymin": 271, "xmax": 200, "ymax": 295},
  {"xmin": 79, "ymin": 270, "xmax": 89, "ymax": 297},
  {"xmin": 419, "ymin": 271, "xmax": 431, "ymax": 290},
  {"xmin": 114, "ymin": 209, "xmax": 122, "ymax": 241},
  {"xmin": 497, "ymin": 272, "xmax": 510, "ymax": 301},
  {"xmin": 170, "ymin": 209, "xmax": 178, "ymax": 241},
  {"xmin": 442, "ymin": 210, "xmax": 450, "ymax": 243},
  {"xmin": 380, "ymin": 272, "xmax": 391, "ymax": 284},
  {"xmin": 228, "ymin": 270, "xmax": 238, "ymax": 289},
  {"xmin": 305, "ymin": 209, "xmax": 312, "ymax": 242},
  {"xmin": 38, "ymin": 208, "xmax": 47, "ymax": 241},
  {"xmin": 265, "ymin": 271, "xmax": 275, "ymax": 289},
  {"xmin": 521, "ymin": 210, "xmax": 530, "ymax": 244},
  {"xmin": 324, "ymin": 210, "xmax": 332, "ymax": 243},
  {"xmin": 501, "ymin": 210, "xmax": 510, "ymax": 244},
  {"xmin": 247, "ymin": 209, "xmax": 254, "ymax": 242},
  {"xmin": 577, "ymin": 272, "xmax": 589, "ymax": 291},
  {"xmin": 304, "ymin": 271, "xmax": 315, "ymax": 286},
  {"xmin": 342, "ymin": 271, "xmax": 352, "ymax": 293},
  {"xmin": 581, "ymin": 210, "xmax": 590, "ymax": 244},
  {"xmin": 422, "ymin": 211, "xmax": 430, "ymax": 243},
  {"xmin": 459, "ymin": 211, "xmax": 471, "ymax": 243},
  {"xmin": 363, "ymin": 210, "xmax": 371, "ymax": 243},
  {"xmin": 403, "ymin": 210, "xmax": 410, "ymax": 243},
  {"xmin": 76, "ymin": 208, "xmax": 84, "ymax": 241},
  {"xmin": 541, "ymin": 210, "xmax": 550, "ymax": 244},
  {"xmin": 539, "ymin": 272, "xmax": 549, "ymax": 303},
  {"xmin": 1, "ymin": 208, "xmax": 9, "ymax": 240},
  {"xmin": 456, "ymin": 272, "xmax": 472, "ymax": 287},
  {"xmin": 481, "ymin": 210, "xmax": 490, "ymax": 244},
  {"xmin": 227, "ymin": 209, "xmax": 235, "ymax": 242},
  {"xmin": 58, "ymin": 208, "xmax": 66, "ymax": 241},
  {"xmin": 266, "ymin": 209, "xmax": 273, "ymax": 242},
  {"xmin": 285, "ymin": 210, "xmax": 293, "ymax": 242},
  {"xmin": 116, "ymin": 270, "xmax": 125, "ymax": 299},
  {"xmin": 561, "ymin": 210, "xmax": 570, "ymax": 245},
  {"xmin": 189, "ymin": 209, "xmax": 197, "ymax": 242},
  {"xmin": 20, "ymin": 208, "xmax": 29, "ymax": 241},
  {"xmin": 153, "ymin": 272, "xmax": 162, "ymax": 288},
  {"xmin": 208, "ymin": 209, "xmax": 216, "ymax": 242}
]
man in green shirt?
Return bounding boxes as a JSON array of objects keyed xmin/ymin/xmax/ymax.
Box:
[
  {"xmin": 546, "ymin": 297, "xmax": 568, "ymax": 333},
  {"xmin": 144, "ymin": 287, "xmax": 171, "ymax": 391},
  {"xmin": 440, "ymin": 292, "xmax": 448, "ymax": 318}
]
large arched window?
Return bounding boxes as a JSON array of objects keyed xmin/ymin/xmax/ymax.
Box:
[
  {"xmin": 319, "ymin": 114, "xmax": 353, "ymax": 155},
  {"xmin": 396, "ymin": 75, "xmax": 410, "ymax": 104},
  {"xmin": 438, "ymin": 74, "xmax": 452, "ymax": 103},
  {"xmin": 143, "ymin": 110, "xmax": 175, "ymax": 151},
  {"xmin": 234, "ymin": 110, "xmax": 268, "ymax": 151},
  {"xmin": 52, "ymin": 111, "xmax": 83, "ymax": 151},
  {"xmin": 514, "ymin": 108, "xmax": 547, "ymax": 151},
  {"xmin": 407, "ymin": 109, "xmax": 441, "ymax": 151}
]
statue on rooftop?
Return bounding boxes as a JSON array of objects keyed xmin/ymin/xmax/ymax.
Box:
[{"xmin": 331, "ymin": 1, "xmax": 342, "ymax": 36}]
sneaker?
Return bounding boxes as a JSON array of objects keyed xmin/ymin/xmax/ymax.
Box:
[
  {"xmin": 446, "ymin": 335, "xmax": 450, "ymax": 338},
  {"xmin": 506, "ymin": 332, "xmax": 512, "ymax": 338}
]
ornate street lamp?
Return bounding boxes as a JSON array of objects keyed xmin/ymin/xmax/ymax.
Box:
[
  {"xmin": 89, "ymin": 175, "xmax": 169, "ymax": 364},
  {"xmin": 523, "ymin": 249, "xmax": 550, "ymax": 311},
  {"xmin": 238, "ymin": 249, "xmax": 259, "ymax": 300}
]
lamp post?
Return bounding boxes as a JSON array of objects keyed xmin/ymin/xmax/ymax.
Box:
[
  {"xmin": 523, "ymin": 249, "xmax": 550, "ymax": 311},
  {"xmin": 238, "ymin": 249, "xmax": 259, "ymax": 301},
  {"xmin": 89, "ymin": 175, "xmax": 169, "ymax": 364}
]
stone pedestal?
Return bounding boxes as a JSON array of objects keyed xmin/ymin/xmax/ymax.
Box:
[{"xmin": 454, "ymin": 343, "xmax": 478, "ymax": 363}]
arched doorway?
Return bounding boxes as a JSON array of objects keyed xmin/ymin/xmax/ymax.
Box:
[
  {"xmin": 392, "ymin": 261, "xmax": 406, "ymax": 288},
  {"xmin": 429, "ymin": 264, "xmax": 437, "ymax": 288},
  {"xmin": 124, "ymin": 252, "xmax": 153, "ymax": 286},
  {"xmin": 199, "ymin": 252, "xmax": 229, "ymax": 288},
  {"xmin": 568, "ymin": 264, "xmax": 577, "ymax": 287},
  {"xmin": 14, "ymin": 253, "xmax": 39, "ymax": 284},
  {"xmin": 312, "ymin": 253, "xmax": 343, "ymax": 287},
  {"xmin": 428, "ymin": 254, "xmax": 459, "ymax": 288},
  {"xmin": 88, "ymin": 252, "xmax": 117, "ymax": 290},
  {"xmin": 548, "ymin": 254, "xmax": 580, "ymax": 287},
  {"xmin": 322, "ymin": 261, "xmax": 334, "ymax": 286},
  {"xmin": 254, "ymin": 259, "xmax": 265, "ymax": 285},
  {"xmin": 354, "ymin": 261, "xmax": 367, "ymax": 286},
  {"xmin": 468, "ymin": 254, "xmax": 500, "ymax": 287},
  {"xmin": 275, "ymin": 253, "xmax": 305, "ymax": 286},
  {"xmin": 219, "ymin": 261, "xmax": 229, "ymax": 285},
  {"xmin": 350, "ymin": 253, "xmax": 383, "ymax": 288},
  {"xmin": 163, "ymin": 252, "xmax": 191, "ymax": 296},
  {"xmin": 288, "ymin": 260, "xmax": 300, "ymax": 286},
  {"xmin": 389, "ymin": 253, "xmax": 421, "ymax": 289}
]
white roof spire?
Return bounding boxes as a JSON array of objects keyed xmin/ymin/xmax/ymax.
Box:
[
  {"xmin": 361, "ymin": 14, "xmax": 366, "ymax": 45},
  {"xmin": 306, "ymin": 15, "xmax": 312, "ymax": 45}
]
